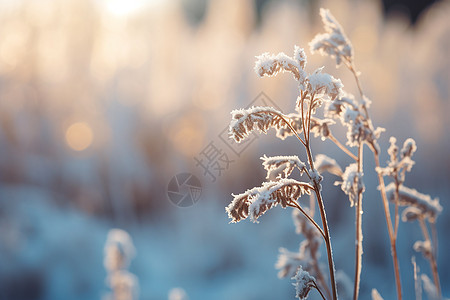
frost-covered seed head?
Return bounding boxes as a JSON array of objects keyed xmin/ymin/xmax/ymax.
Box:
[
  {"xmin": 292, "ymin": 266, "xmax": 316, "ymax": 299},
  {"xmin": 309, "ymin": 8, "xmax": 354, "ymax": 67},
  {"xmin": 337, "ymin": 163, "xmax": 365, "ymax": 206}
]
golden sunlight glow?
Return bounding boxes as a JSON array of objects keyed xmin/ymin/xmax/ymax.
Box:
[{"xmin": 65, "ymin": 122, "xmax": 94, "ymax": 151}]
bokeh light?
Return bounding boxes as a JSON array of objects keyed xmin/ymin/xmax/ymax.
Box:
[{"xmin": 65, "ymin": 122, "xmax": 94, "ymax": 151}]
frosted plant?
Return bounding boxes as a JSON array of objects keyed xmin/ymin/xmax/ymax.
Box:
[
  {"xmin": 227, "ymin": 7, "xmax": 444, "ymax": 300},
  {"xmin": 309, "ymin": 8, "xmax": 444, "ymax": 300},
  {"xmin": 336, "ymin": 163, "xmax": 365, "ymax": 207},
  {"xmin": 227, "ymin": 44, "xmax": 341, "ymax": 299},
  {"xmin": 310, "ymin": 9, "xmax": 353, "ymax": 68},
  {"xmin": 104, "ymin": 229, "xmax": 139, "ymax": 300},
  {"xmin": 291, "ymin": 266, "xmax": 323, "ymax": 300},
  {"xmin": 276, "ymin": 209, "xmax": 331, "ymax": 298},
  {"xmin": 380, "ymin": 137, "xmax": 442, "ymax": 298}
]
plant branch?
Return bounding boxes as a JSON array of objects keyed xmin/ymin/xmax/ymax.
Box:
[
  {"xmin": 288, "ymin": 201, "xmax": 325, "ymax": 239},
  {"xmin": 419, "ymin": 218, "xmax": 441, "ymax": 299},
  {"xmin": 328, "ymin": 133, "xmax": 358, "ymax": 161},
  {"xmin": 313, "ymin": 281, "xmax": 326, "ymax": 300},
  {"xmin": 374, "ymin": 152, "xmax": 402, "ymax": 300},
  {"xmin": 353, "ymin": 144, "xmax": 364, "ymax": 300}
]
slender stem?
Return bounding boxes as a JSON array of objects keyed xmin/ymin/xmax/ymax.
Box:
[
  {"xmin": 394, "ymin": 181, "xmax": 400, "ymax": 238},
  {"xmin": 313, "ymin": 281, "xmax": 326, "ymax": 300},
  {"xmin": 328, "ymin": 133, "xmax": 358, "ymax": 161},
  {"xmin": 353, "ymin": 144, "xmax": 364, "ymax": 300},
  {"xmin": 300, "ymin": 94, "xmax": 337, "ymax": 300},
  {"xmin": 305, "ymin": 144, "xmax": 337, "ymax": 300},
  {"xmin": 374, "ymin": 152, "xmax": 402, "ymax": 300},
  {"xmin": 346, "ymin": 60, "xmax": 402, "ymax": 299},
  {"xmin": 288, "ymin": 201, "xmax": 325, "ymax": 239},
  {"xmin": 312, "ymin": 253, "xmax": 332, "ymax": 300},
  {"xmin": 306, "ymin": 93, "xmax": 315, "ymax": 142},
  {"xmin": 272, "ymin": 112, "xmax": 307, "ymax": 147},
  {"xmin": 419, "ymin": 219, "xmax": 441, "ymax": 299}
]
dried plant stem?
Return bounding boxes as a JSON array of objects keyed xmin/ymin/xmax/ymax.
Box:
[
  {"xmin": 418, "ymin": 219, "xmax": 441, "ymax": 299},
  {"xmin": 347, "ymin": 62, "xmax": 403, "ymax": 300},
  {"xmin": 313, "ymin": 281, "xmax": 327, "ymax": 300},
  {"xmin": 300, "ymin": 94, "xmax": 338, "ymax": 300},
  {"xmin": 328, "ymin": 133, "xmax": 358, "ymax": 161},
  {"xmin": 312, "ymin": 254, "xmax": 332, "ymax": 300},
  {"xmin": 288, "ymin": 201, "xmax": 325, "ymax": 239},
  {"xmin": 311, "ymin": 170, "xmax": 337, "ymax": 300},
  {"xmin": 353, "ymin": 144, "xmax": 364, "ymax": 300},
  {"xmin": 394, "ymin": 182, "xmax": 400, "ymax": 238},
  {"xmin": 374, "ymin": 152, "xmax": 402, "ymax": 300}
]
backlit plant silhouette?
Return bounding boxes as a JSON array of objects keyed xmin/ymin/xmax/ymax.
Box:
[{"xmin": 226, "ymin": 8, "xmax": 442, "ymax": 300}]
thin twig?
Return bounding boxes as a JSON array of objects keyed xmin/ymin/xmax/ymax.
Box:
[
  {"xmin": 418, "ymin": 218, "xmax": 441, "ymax": 299},
  {"xmin": 374, "ymin": 152, "xmax": 402, "ymax": 300},
  {"xmin": 313, "ymin": 281, "xmax": 327, "ymax": 300},
  {"xmin": 353, "ymin": 144, "xmax": 364, "ymax": 300},
  {"xmin": 328, "ymin": 133, "xmax": 358, "ymax": 161},
  {"xmin": 288, "ymin": 201, "xmax": 325, "ymax": 239}
]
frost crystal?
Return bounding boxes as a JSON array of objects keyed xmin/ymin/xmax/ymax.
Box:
[
  {"xmin": 336, "ymin": 163, "xmax": 364, "ymax": 206},
  {"xmin": 226, "ymin": 179, "xmax": 313, "ymax": 223},
  {"xmin": 377, "ymin": 137, "xmax": 417, "ymax": 183},
  {"xmin": 254, "ymin": 49, "xmax": 305, "ymax": 81},
  {"xmin": 307, "ymin": 68, "xmax": 343, "ymax": 100},
  {"xmin": 292, "ymin": 266, "xmax": 316, "ymax": 299},
  {"xmin": 310, "ymin": 8, "xmax": 354, "ymax": 67},
  {"xmin": 229, "ymin": 106, "xmax": 290, "ymax": 143},
  {"xmin": 261, "ymin": 155, "xmax": 306, "ymax": 179},
  {"xmin": 315, "ymin": 154, "xmax": 343, "ymax": 177},
  {"xmin": 385, "ymin": 183, "xmax": 442, "ymax": 222},
  {"xmin": 401, "ymin": 206, "xmax": 422, "ymax": 222}
]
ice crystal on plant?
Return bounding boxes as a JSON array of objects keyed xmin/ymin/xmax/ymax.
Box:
[
  {"xmin": 261, "ymin": 155, "xmax": 306, "ymax": 180},
  {"xmin": 385, "ymin": 183, "xmax": 442, "ymax": 222},
  {"xmin": 401, "ymin": 206, "xmax": 422, "ymax": 222},
  {"xmin": 292, "ymin": 266, "xmax": 316, "ymax": 299},
  {"xmin": 226, "ymin": 179, "xmax": 313, "ymax": 223},
  {"xmin": 336, "ymin": 163, "xmax": 364, "ymax": 207},
  {"xmin": 310, "ymin": 8, "xmax": 353, "ymax": 67},
  {"xmin": 229, "ymin": 106, "xmax": 290, "ymax": 143}
]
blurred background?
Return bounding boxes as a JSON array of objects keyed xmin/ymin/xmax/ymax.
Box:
[{"xmin": 0, "ymin": 0, "xmax": 448, "ymax": 299}]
